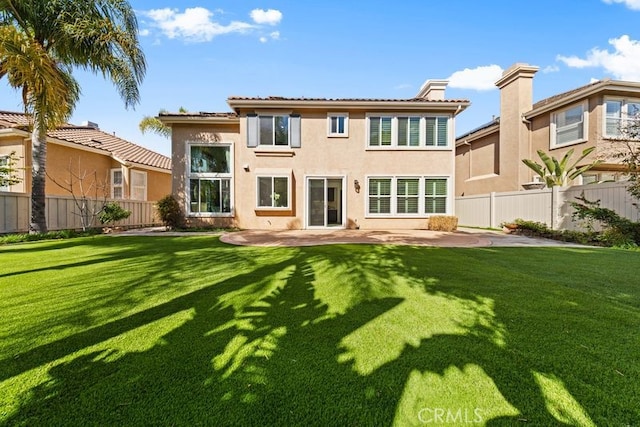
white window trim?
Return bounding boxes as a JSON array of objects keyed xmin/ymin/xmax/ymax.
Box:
[
  {"xmin": 550, "ymin": 101, "xmax": 588, "ymax": 148},
  {"xmin": 327, "ymin": 113, "xmax": 349, "ymax": 137},
  {"xmin": 365, "ymin": 175, "xmax": 451, "ymax": 218},
  {"xmin": 365, "ymin": 114, "xmax": 452, "ymax": 150},
  {"xmin": 186, "ymin": 141, "xmax": 234, "ymax": 217},
  {"xmin": 603, "ymin": 96, "xmax": 640, "ymax": 139},
  {"xmin": 130, "ymin": 170, "xmax": 147, "ymax": 201},
  {"xmin": 255, "ymin": 174, "xmax": 291, "ymax": 210},
  {"xmin": 110, "ymin": 167, "xmax": 124, "ymax": 199},
  {"xmin": 258, "ymin": 114, "xmax": 291, "ymax": 147}
]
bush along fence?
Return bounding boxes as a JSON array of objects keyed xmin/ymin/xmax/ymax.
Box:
[
  {"xmin": 455, "ymin": 181, "xmax": 638, "ymax": 231},
  {"xmin": 0, "ymin": 193, "xmax": 160, "ymax": 233}
]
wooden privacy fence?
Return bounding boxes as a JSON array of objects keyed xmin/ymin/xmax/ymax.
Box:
[
  {"xmin": 0, "ymin": 193, "xmax": 160, "ymax": 233},
  {"xmin": 455, "ymin": 182, "xmax": 639, "ymax": 230}
]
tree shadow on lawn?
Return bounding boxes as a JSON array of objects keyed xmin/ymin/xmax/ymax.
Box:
[{"xmin": 4, "ymin": 244, "xmax": 639, "ymax": 425}]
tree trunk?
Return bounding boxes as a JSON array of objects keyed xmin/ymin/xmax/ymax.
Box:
[{"xmin": 30, "ymin": 120, "xmax": 48, "ymax": 233}]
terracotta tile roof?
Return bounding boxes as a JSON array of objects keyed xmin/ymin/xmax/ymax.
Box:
[
  {"xmin": 159, "ymin": 112, "xmax": 238, "ymax": 118},
  {"xmin": 531, "ymin": 79, "xmax": 609, "ymax": 111},
  {"xmin": 228, "ymin": 95, "xmax": 468, "ymax": 103},
  {"xmin": 0, "ymin": 111, "xmax": 170, "ymax": 171}
]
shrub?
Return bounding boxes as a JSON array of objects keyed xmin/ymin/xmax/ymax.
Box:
[
  {"xmin": 428, "ymin": 215, "xmax": 458, "ymax": 232},
  {"xmin": 571, "ymin": 195, "xmax": 640, "ymax": 247},
  {"xmin": 98, "ymin": 202, "xmax": 131, "ymax": 225},
  {"xmin": 156, "ymin": 195, "xmax": 184, "ymax": 230}
]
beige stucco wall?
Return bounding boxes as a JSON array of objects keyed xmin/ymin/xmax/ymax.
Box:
[
  {"xmin": 1, "ymin": 134, "xmax": 170, "ymax": 200},
  {"xmin": 172, "ymin": 110, "xmax": 457, "ymax": 230}
]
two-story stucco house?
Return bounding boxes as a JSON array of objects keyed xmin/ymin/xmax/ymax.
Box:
[
  {"xmin": 160, "ymin": 81, "xmax": 469, "ymax": 230},
  {"xmin": 455, "ymin": 63, "xmax": 640, "ymax": 196}
]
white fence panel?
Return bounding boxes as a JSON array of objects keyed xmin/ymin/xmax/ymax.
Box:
[
  {"xmin": 0, "ymin": 193, "xmax": 160, "ymax": 234},
  {"xmin": 456, "ymin": 182, "xmax": 637, "ymax": 230}
]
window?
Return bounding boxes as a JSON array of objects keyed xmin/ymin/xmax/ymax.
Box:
[
  {"xmin": 604, "ymin": 98, "xmax": 640, "ymax": 138},
  {"xmin": 398, "ymin": 117, "xmax": 420, "ymax": 147},
  {"xmin": 367, "ymin": 176, "xmax": 449, "ymax": 216},
  {"xmin": 259, "ymin": 115, "xmax": 289, "ymax": 146},
  {"xmin": 130, "ymin": 170, "xmax": 147, "ymax": 201},
  {"xmin": 188, "ymin": 144, "xmax": 233, "ymax": 215},
  {"xmin": 551, "ymin": 102, "xmax": 587, "ymax": 147},
  {"xmin": 0, "ymin": 156, "xmax": 8, "ymax": 191},
  {"xmin": 328, "ymin": 113, "xmax": 349, "ymax": 137},
  {"xmin": 368, "ymin": 178, "xmax": 391, "ymax": 214},
  {"xmin": 111, "ymin": 168, "xmax": 123, "ymax": 199},
  {"xmin": 425, "ymin": 178, "xmax": 448, "ymax": 214},
  {"xmin": 367, "ymin": 115, "xmax": 450, "ymax": 148},
  {"xmin": 257, "ymin": 176, "xmax": 290, "ymax": 208},
  {"xmin": 369, "ymin": 117, "xmax": 392, "ymax": 146},
  {"xmin": 425, "ymin": 117, "xmax": 448, "ymax": 147},
  {"xmin": 397, "ymin": 178, "xmax": 419, "ymax": 213}
]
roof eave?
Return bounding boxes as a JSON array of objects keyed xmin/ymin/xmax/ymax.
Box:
[
  {"xmin": 158, "ymin": 115, "xmax": 240, "ymax": 125},
  {"xmin": 525, "ymin": 80, "xmax": 640, "ymax": 119},
  {"xmin": 227, "ymin": 99, "xmax": 470, "ymax": 113}
]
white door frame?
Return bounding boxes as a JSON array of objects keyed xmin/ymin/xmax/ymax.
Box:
[{"xmin": 304, "ymin": 175, "xmax": 346, "ymax": 229}]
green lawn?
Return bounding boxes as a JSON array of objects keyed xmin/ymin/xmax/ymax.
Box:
[{"xmin": 0, "ymin": 236, "xmax": 638, "ymax": 426}]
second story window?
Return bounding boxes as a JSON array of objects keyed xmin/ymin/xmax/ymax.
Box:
[
  {"xmin": 551, "ymin": 102, "xmax": 587, "ymax": 147},
  {"xmin": 604, "ymin": 98, "xmax": 640, "ymax": 138},
  {"xmin": 259, "ymin": 115, "xmax": 289, "ymax": 146},
  {"xmin": 367, "ymin": 115, "xmax": 450, "ymax": 149},
  {"xmin": 328, "ymin": 113, "xmax": 349, "ymax": 137}
]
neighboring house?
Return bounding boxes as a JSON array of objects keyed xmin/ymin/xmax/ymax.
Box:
[
  {"xmin": 160, "ymin": 81, "xmax": 469, "ymax": 230},
  {"xmin": 0, "ymin": 111, "xmax": 171, "ymax": 201},
  {"xmin": 455, "ymin": 63, "xmax": 640, "ymax": 196}
]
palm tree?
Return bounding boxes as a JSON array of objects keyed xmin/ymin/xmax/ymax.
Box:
[
  {"xmin": 139, "ymin": 107, "xmax": 187, "ymax": 139},
  {"xmin": 0, "ymin": 0, "xmax": 146, "ymax": 232},
  {"xmin": 522, "ymin": 147, "xmax": 602, "ymax": 188}
]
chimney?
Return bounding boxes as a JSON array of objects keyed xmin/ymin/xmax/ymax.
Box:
[
  {"xmin": 416, "ymin": 79, "xmax": 449, "ymax": 100},
  {"xmin": 82, "ymin": 120, "xmax": 100, "ymax": 130},
  {"xmin": 495, "ymin": 63, "xmax": 539, "ymax": 188}
]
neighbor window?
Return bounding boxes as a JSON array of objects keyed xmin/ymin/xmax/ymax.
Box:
[
  {"xmin": 259, "ymin": 115, "xmax": 289, "ymax": 146},
  {"xmin": 111, "ymin": 168, "xmax": 123, "ymax": 199},
  {"xmin": 551, "ymin": 102, "xmax": 587, "ymax": 146},
  {"xmin": 604, "ymin": 97, "xmax": 640, "ymax": 138},
  {"xmin": 130, "ymin": 170, "xmax": 147, "ymax": 201},
  {"xmin": 188, "ymin": 143, "xmax": 232, "ymax": 215},
  {"xmin": 328, "ymin": 113, "xmax": 349, "ymax": 137},
  {"xmin": 367, "ymin": 176, "xmax": 449, "ymax": 216},
  {"xmin": 257, "ymin": 176, "xmax": 290, "ymax": 208},
  {"xmin": 367, "ymin": 115, "xmax": 450, "ymax": 148}
]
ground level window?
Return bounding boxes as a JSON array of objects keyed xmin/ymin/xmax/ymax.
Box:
[
  {"xmin": 368, "ymin": 178, "xmax": 392, "ymax": 214},
  {"xmin": 257, "ymin": 176, "xmax": 289, "ymax": 208},
  {"xmin": 425, "ymin": 178, "xmax": 447, "ymax": 214},
  {"xmin": 190, "ymin": 178, "xmax": 231, "ymax": 213},
  {"xmin": 397, "ymin": 178, "xmax": 419, "ymax": 213}
]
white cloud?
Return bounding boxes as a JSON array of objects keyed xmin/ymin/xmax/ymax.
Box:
[
  {"xmin": 138, "ymin": 29, "xmax": 150, "ymax": 37},
  {"xmin": 557, "ymin": 35, "xmax": 640, "ymax": 80},
  {"xmin": 270, "ymin": 31, "xmax": 280, "ymax": 40},
  {"xmin": 447, "ymin": 65, "xmax": 504, "ymax": 91},
  {"xmin": 250, "ymin": 9, "xmax": 282, "ymax": 25},
  {"xmin": 602, "ymin": 0, "xmax": 640, "ymax": 10},
  {"xmin": 542, "ymin": 65, "xmax": 559, "ymax": 73},
  {"xmin": 143, "ymin": 7, "xmax": 255, "ymax": 42}
]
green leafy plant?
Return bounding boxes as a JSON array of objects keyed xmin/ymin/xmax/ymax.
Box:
[
  {"xmin": 0, "ymin": 151, "xmax": 22, "ymax": 188},
  {"xmin": 98, "ymin": 202, "xmax": 131, "ymax": 225},
  {"xmin": 571, "ymin": 195, "xmax": 640, "ymax": 247},
  {"xmin": 522, "ymin": 147, "xmax": 601, "ymax": 187},
  {"xmin": 155, "ymin": 194, "xmax": 184, "ymax": 229}
]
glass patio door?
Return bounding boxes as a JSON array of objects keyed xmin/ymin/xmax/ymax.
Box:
[{"xmin": 307, "ymin": 177, "xmax": 344, "ymax": 228}]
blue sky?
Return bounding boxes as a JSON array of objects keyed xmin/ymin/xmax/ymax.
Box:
[{"xmin": 3, "ymin": 0, "xmax": 640, "ymax": 156}]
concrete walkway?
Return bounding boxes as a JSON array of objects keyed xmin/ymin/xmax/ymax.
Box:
[
  {"xmin": 218, "ymin": 227, "xmax": 586, "ymax": 248},
  {"xmin": 119, "ymin": 226, "xmax": 586, "ymax": 248}
]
